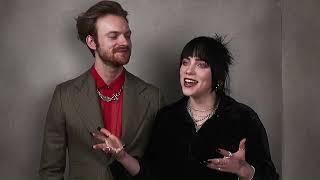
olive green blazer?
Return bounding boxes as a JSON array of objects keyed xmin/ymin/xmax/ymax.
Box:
[{"xmin": 39, "ymin": 69, "xmax": 163, "ymax": 180}]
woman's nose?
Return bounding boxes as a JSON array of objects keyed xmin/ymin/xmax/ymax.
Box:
[{"xmin": 185, "ymin": 64, "xmax": 195, "ymax": 74}]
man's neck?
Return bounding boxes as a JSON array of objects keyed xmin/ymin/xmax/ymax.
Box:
[{"xmin": 94, "ymin": 60, "xmax": 123, "ymax": 85}]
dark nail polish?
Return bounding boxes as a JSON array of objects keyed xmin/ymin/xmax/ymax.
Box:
[
  {"xmin": 90, "ymin": 132, "xmax": 93, "ymax": 136},
  {"xmin": 200, "ymin": 160, "xmax": 209, "ymax": 165},
  {"xmin": 97, "ymin": 127, "xmax": 101, "ymax": 131},
  {"xmin": 216, "ymin": 149, "xmax": 221, "ymax": 153},
  {"xmin": 203, "ymin": 161, "xmax": 208, "ymax": 165}
]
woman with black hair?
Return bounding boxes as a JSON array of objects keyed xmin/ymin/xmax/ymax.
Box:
[{"xmin": 92, "ymin": 35, "xmax": 279, "ymax": 180}]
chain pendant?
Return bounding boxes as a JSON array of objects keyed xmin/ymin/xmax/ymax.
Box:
[{"xmin": 97, "ymin": 86, "xmax": 123, "ymax": 102}]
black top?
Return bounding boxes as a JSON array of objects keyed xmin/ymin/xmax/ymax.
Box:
[{"xmin": 138, "ymin": 95, "xmax": 279, "ymax": 180}]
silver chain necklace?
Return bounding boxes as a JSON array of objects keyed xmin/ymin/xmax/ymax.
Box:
[
  {"xmin": 97, "ymin": 86, "xmax": 123, "ymax": 102},
  {"xmin": 187, "ymin": 99, "xmax": 219, "ymax": 130},
  {"xmin": 187, "ymin": 105, "xmax": 215, "ymax": 122}
]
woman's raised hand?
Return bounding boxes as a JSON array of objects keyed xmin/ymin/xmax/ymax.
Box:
[
  {"xmin": 206, "ymin": 138, "xmax": 255, "ymax": 179},
  {"xmin": 91, "ymin": 127, "xmax": 125, "ymax": 160}
]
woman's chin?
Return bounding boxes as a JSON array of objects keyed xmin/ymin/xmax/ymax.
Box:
[{"xmin": 182, "ymin": 89, "xmax": 195, "ymax": 97}]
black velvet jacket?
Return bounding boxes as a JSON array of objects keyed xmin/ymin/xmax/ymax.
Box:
[{"xmin": 138, "ymin": 95, "xmax": 279, "ymax": 180}]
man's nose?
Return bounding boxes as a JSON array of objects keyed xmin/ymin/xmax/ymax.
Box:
[{"xmin": 118, "ymin": 34, "xmax": 130, "ymax": 46}]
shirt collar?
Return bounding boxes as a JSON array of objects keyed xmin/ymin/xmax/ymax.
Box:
[{"xmin": 90, "ymin": 65, "xmax": 125, "ymax": 90}]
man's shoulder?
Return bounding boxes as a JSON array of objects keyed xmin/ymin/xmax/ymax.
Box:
[
  {"xmin": 56, "ymin": 70, "xmax": 91, "ymax": 91},
  {"xmin": 125, "ymin": 70, "xmax": 159, "ymax": 92}
]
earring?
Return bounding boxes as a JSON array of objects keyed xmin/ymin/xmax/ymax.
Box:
[{"xmin": 214, "ymin": 83, "xmax": 223, "ymax": 92}]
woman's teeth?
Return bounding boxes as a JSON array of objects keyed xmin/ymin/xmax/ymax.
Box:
[
  {"xmin": 184, "ymin": 78, "xmax": 198, "ymax": 87},
  {"xmin": 184, "ymin": 78, "xmax": 197, "ymax": 83}
]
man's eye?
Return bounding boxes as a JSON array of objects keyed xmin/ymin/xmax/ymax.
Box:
[
  {"xmin": 125, "ymin": 33, "xmax": 131, "ymax": 39},
  {"xmin": 108, "ymin": 33, "xmax": 118, "ymax": 39},
  {"xmin": 109, "ymin": 36, "xmax": 117, "ymax": 40}
]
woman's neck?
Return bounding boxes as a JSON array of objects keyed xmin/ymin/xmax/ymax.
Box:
[{"xmin": 189, "ymin": 92, "xmax": 217, "ymax": 110}]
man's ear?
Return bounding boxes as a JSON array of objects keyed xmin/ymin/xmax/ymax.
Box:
[{"xmin": 86, "ymin": 35, "xmax": 97, "ymax": 50}]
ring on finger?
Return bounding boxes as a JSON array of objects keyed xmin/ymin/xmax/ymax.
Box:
[
  {"xmin": 103, "ymin": 146, "xmax": 111, "ymax": 152},
  {"xmin": 104, "ymin": 139, "xmax": 109, "ymax": 145},
  {"xmin": 228, "ymin": 151, "xmax": 232, "ymax": 157}
]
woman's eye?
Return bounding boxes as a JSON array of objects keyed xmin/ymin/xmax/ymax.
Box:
[
  {"xmin": 182, "ymin": 59, "xmax": 189, "ymax": 66},
  {"xmin": 198, "ymin": 62, "xmax": 209, "ymax": 68}
]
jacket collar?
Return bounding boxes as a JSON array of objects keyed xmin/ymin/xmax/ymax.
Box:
[{"xmin": 72, "ymin": 68, "xmax": 149, "ymax": 146}]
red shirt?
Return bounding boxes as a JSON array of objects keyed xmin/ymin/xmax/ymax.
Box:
[{"xmin": 91, "ymin": 66, "xmax": 125, "ymax": 138}]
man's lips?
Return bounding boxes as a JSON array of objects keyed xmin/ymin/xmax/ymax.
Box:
[{"xmin": 114, "ymin": 46, "xmax": 130, "ymax": 53}]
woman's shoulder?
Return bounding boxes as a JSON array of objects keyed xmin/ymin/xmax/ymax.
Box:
[
  {"xmin": 222, "ymin": 95, "xmax": 257, "ymax": 115},
  {"xmin": 152, "ymin": 97, "xmax": 188, "ymax": 135},
  {"xmin": 154, "ymin": 97, "xmax": 188, "ymax": 124},
  {"xmin": 221, "ymin": 95, "xmax": 263, "ymax": 126},
  {"xmin": 158, "ymin": 96, "xmax": 187, "ymax": 113}
]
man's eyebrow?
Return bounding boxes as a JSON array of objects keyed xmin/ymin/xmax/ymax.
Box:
[
  {"xmin": 106, "ymin": 31, "xmax": 119, "ymax": 35},
  {"xmin": 105, "ymin": 30, "xmax": 131, "ymax": 35}
]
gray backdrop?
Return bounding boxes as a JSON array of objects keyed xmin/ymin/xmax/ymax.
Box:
[
  {"xmin": 0, "ymin": 0, "xmax": 319, "ymax": 179},
  {"xmin": 282, "ymin": 0, "xmax": 320, "ymax": 179}
]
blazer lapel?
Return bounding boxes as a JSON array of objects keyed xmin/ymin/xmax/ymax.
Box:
[
  {"xmin": 121, "ymin": 71, "xmax": 150, "ymax": 146},
  {"xmin": 71, "ymin": 70, "xmax": 149, "ymax": 156},
  {"xmin": 72, "ymin": 71, "xmax": 104, "ymax": 134},
  {"xmin": 71, "ymin": 71, "xmax": 113, "ymax": 163}
]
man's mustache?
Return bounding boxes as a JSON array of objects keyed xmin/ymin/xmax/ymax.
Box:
[{"xmin": 113, "ymin": 46, "xmax": 130, "ymax": 52}]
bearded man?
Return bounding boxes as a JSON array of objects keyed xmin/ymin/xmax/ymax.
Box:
[{"xmin": 39, "ymin": 1, "xmax": 164, "ymax": 180}]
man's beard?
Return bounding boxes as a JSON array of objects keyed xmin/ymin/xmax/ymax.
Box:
[{"xmin": 96, "ymin": 46, "xmax": 131, "ymax": 67}]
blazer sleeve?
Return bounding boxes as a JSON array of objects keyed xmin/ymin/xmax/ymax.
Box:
[
  {"xmin": 39, "ymin": 85, "xmax": 67, "ymax": 180},
  {"xmin": 246, "ymin": 111, "xmax": 279, "ymax": 180}
]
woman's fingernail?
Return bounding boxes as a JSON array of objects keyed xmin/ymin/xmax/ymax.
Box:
[
  {"xmin": 216, "ymin": 149, "xmax": 221, "ymax": 153},
  {"xmin": 97, "ymin": 127, "xmax": 101, "ymax": 131}
]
